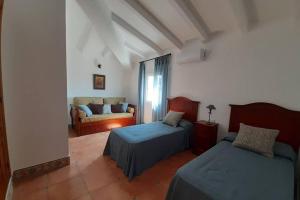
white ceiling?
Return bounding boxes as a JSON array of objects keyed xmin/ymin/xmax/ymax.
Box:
[{"xmin": 102, "ymin": 0, "xmax": 296, "ymax": 63}]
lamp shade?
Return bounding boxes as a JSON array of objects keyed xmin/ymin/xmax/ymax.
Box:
[{"xmin": 206, "ymin": 105, "xmax": 216, "ymax": 111}]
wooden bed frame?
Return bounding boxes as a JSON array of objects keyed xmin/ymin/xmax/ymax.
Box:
[
  {"xmin": 167, "ymin": 96, "xmax": 200, "ymax": 122},
  {"xmin": 229, "ymin": 102, "xmax": 300, "ymax": 151}
]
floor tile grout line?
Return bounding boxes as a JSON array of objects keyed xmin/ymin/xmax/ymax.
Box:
[
  {"xmin": 77, "ymin": 166, "xmax": 92, "ymax": 200},
  {"xmin": 13, "ymin": 130, "xmax": 194, "ymax": 200}
]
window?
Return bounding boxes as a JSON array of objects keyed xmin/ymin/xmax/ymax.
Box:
[
  {"xmin": 146, "ymin": 76, "xmax": 154, "ymax": 102},
  {"xmin": 146, "ymin": 75, "xmax": 162, "ymax": 106},
  {"xmin": 152, "ymin": 75, "xmax": 162, "ymax": 110}
]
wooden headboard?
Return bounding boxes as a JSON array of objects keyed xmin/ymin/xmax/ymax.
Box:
[
  {"xmin": 167, "ymin": 97, "xmax": 200, "ymax": 122},
  {"xmin": 229, "ymin": 102, "xmax": 300, "ymax": 151}
]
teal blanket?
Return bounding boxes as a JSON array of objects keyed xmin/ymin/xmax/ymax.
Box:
[
  {"xmin": 166, "ymin": 137, "xmax": 296, "ymax": 200},
  {"xmin": 103, "ymin": 121, "xmax": 193, "ymax": 180}
]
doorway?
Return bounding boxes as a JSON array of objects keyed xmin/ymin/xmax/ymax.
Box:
[{"xmin": 0, "ymin": 0, "xmax": 11, "ymax": 199}]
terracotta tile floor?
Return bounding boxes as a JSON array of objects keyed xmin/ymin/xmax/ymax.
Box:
[{"xmin": 13, "ymin": 130, "xmax": 197, "ymax": 200}]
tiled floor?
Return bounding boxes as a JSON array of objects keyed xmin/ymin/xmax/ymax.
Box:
[{"xmin": 13, "ymin": 129, "xmax": 197, "ymax": 200}]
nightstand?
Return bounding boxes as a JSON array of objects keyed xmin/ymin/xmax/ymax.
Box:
[{"xmin": 192, "ymin": 120, "xmax": 218, "ymax": 155}]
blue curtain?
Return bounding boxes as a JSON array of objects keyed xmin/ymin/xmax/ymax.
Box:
[
  {"xmin": 137, "ymin": 62, "xmax": 146, "ymax": 124},
  {"xmin": 152, "ymin": 54, "xmax": 171, "ymax": 121}
]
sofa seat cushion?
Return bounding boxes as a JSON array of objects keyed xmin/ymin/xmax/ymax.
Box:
[{"xmin": 81, "ymin": 113, "xmax": 133, "ymax": 123}]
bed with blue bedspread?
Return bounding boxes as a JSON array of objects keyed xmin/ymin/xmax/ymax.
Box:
[
  {"xmin": 166, "ymin": 136, "xmax": 296, "ymax": 200},
  {"xmin": 103, "ymin": 120, "xmax": 193, "ymax": 180}
]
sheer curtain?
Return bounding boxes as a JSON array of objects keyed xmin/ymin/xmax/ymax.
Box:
[
  {"xmin": 152, "ymin": 54, "xmax": 171, "ymax": 121},
  {"xmin": 137, "ymin": 62, "xmax": 146, "ymax": 124}
]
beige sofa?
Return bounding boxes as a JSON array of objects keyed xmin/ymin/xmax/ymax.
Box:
[{"xmin": 70, "ymin": 97, "xmax": 136, "ymax": 136}]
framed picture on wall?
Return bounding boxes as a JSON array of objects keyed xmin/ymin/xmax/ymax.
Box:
[{"xmin": 93, "ymin": 74, "xmax": 105, "ymax": 90}]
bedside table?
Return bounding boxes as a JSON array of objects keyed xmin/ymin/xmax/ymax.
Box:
[{"xmin": 192, "ymin": 120, "xmax": 218, "ymax": 155}]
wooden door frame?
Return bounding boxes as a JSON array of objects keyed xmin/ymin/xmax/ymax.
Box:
[{"xmin": 0, "ymin": 0, "xmax": 11, "ymax": 199}]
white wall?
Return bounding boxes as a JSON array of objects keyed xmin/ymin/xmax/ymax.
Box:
[
  {"xmin": 127, "ymin": 18, "xmax": 300, "ymax": 140},
  {"xmin": 66, "ymin": 0, "xmax": 129, "ymax": 120},
  {"xmin": 1, "ymin": 0, "xmax": 69, "ymax": 171}
]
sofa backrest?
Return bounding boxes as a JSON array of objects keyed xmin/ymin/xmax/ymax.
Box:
[
  {"xmin": 103, "ymin": 97, "xmax": 125, "ymax": 105},
  {"xmin": 73, "ymin": 97, "xmax": 126, "ymax": 106}
]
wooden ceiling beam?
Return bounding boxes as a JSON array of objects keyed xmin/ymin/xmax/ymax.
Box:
[
  {"xmin": 124, "ymin": 0, "xmax": 183, "ymax": 49},
  {"xmin": 76, "ymin": 0, "xmax": 130, "ymax": 67},
  {"xmin": 124, "ymin": 42, "xmax": 146, "ymax": 58},
  {"xmin": 173, "ymin": 0, "xmax": 211, "ymax": 41},
  {"xmin": 229, "ymin": 0, "xmax": 258, "ymax": 32},
  {"xmin": 111, "ymin": 13, "xmax": 163, "ymax": 54}
]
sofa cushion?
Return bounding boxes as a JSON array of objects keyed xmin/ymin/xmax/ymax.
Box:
[
  {"xmin": 103, "ymin": 97, "xmax": 126, "ymax": 105},
  {"xmin": 111, "ymin": 104, "xmax": 123, "ymax": 113},
  {"xmin": 78, "ymin": 105, "xmax": 93, "ymax": 117},
  {"xmin": 88, "ymin": 104, "xmax": 104, "ymax": 114},
  {"xmin": 103, "ymin": 104, "xmax": 112, "ymax": 114},
  {"xmin": 120, "ymin": 102, "xmax": 129, "ymax": 113},
  {"xmin": 81, "ymin": 113, "xmax": 134, "ymax": 123},
  {"xmin": 73, "ymin": 97, "xmax": 103, "ymax": 106}
]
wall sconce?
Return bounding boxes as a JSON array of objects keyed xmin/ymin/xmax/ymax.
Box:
[{"xmin": 200, "ymin": 48, "xmax": 208, "ymax": 61}]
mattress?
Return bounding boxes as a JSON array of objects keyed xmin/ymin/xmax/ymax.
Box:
[
  {"xmin": 166, "ymin": 136, "xmax": 296, "ymax": 200},
  {"xmin": 103, "ymin": 121, "xmax": 193, "ymax": 180}
]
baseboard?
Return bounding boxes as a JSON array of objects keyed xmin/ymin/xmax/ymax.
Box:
[
  {"xmin": 5, "ymin": 177, "xmax": 13, "ymax": 200},
  {"xmin": 12, "ymin": 156, "xmax": 70, "ymax": 181}
]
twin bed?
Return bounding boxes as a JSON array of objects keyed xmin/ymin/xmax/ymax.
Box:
[
  {"xmin": 104, "ymin": 99, "xmax": 300, "ymax": 200},
  {"xmin": 103, "ymin": 97, "xmax": 199, "ymax": 179},
  {"xmin": 166, "ymin": 103, "xmax": 300, "ymax": 200}
]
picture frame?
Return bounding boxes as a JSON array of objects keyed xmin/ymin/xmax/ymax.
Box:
[{"xmin": 93, "ymin": 74, "xmax": 105, "ymax": 90}]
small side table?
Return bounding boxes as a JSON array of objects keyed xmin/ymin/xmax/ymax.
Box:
[{"xmin": 192, "ymin": 120, "xmax": 218, "ymax": 155}]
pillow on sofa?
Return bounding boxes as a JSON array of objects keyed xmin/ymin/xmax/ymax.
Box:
[
  {"xmin": 127, "ymin": 107, "xmax": 135, "ymax": 114},
  {"xmin": 120, "ymin": 102, "xmax": 129, "ymax": 113},
  {"xmin": 103, "ymin": 104, "xmax": 112, "ymax": 114},
  {"xmin": 111, "ymin": 104, "xmax": 123, "ymax": 113},
  {"xmin": 88, "ymin": 103, "xmax": 103, "ymax": 114},
  {"xmin": 78, "ymin": 105, "xmax": 93, "ymax": 117},
  {"xmin": 163, "ymin": 111, "xmax": 184, "ymax": 127},
  {"xmin": 233, "ymin": 123, "xmax": 279, "ymax": 158}
]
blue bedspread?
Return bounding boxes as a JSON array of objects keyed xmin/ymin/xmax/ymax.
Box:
[
  {"xmin": 103, "ymin": 121, "xmax": 193, "ymax": 180},
  {"xmin": 166, "ymin": 137, "xmax": 296, "ymax": 200}
]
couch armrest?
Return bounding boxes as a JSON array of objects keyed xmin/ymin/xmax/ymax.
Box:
[
  {"xmin": 70, "ymin": 104, "xmax": 81, "ymax": 128},
  {"xmin": 128, "ymin": 104, "xmax": 137, "ymax": 118}
]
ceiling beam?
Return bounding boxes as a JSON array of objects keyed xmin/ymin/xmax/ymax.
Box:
[
  {"xmin": 76, "ymin": 23, "xmax": 92, "ymax": 52},
  {"xmin": 76, "ymin": 0, "xmax": 130, "ymax": 67},
  {"xmin": 111, "ymin": 13, "xmax": 163, "ymax": 54},
  {"xmin": 124, "ymin": 42, "xmax": 146, "ymax": 58},
  {"xmin": 101, "ymin": 47, "xmax": 110, "ymax": 57},
  {"xmin": 229, "ymin": 0, "xmax": 258, "ymax": 32},
  {"xmin": 173, "ymin": 0, "xmax": 211, "ymax": 41},
  {"xmin": 124, "ymin": 0, "xmax": 183, "ymax": 49}
]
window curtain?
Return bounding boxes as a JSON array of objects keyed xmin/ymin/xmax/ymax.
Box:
[
  {"xmin": 137, "ymin": 61, "xmax": 146, "ymax": 124},
  {"xmin": 152, "ymin": 54, "xmax": 171, "ymax": 121}
]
